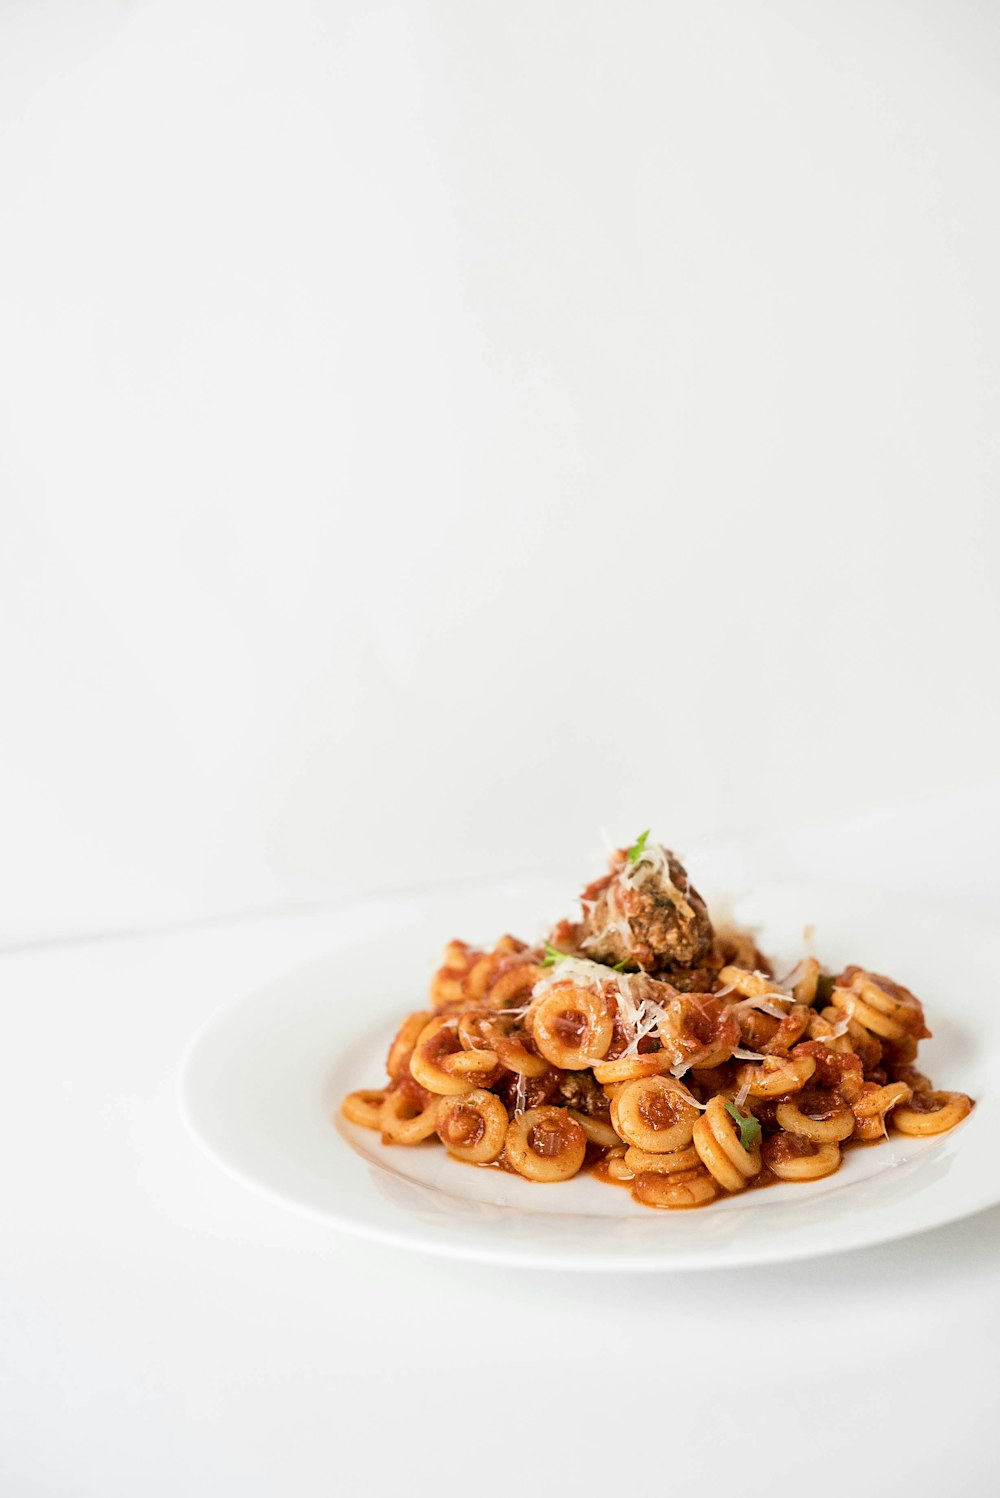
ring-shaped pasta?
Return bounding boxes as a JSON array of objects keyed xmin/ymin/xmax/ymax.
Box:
[
  {"xmin": 775, "ymin": 1093, "xmax": 856, "ymax": 1144},
  {"xmin": 631, "ymin": 1167, "xmax": 718, "ymax": 1210},
  {"xmin": 456, "ymin": 1010, "xmax": 491, "ymax": 1051},
  {"xmin": 611, "ymin": 1076, "xmax": 700, "ymax": 1153},
  {"xmin": 463, "ymin": 950, "xmax": 505, "ymax": 1003},
  {"xmin": 453, "ymin": 1013, "xmax": 512, "ymax": 1083},
  {"xmin": 739, "ymin": 1053, "xmax": 816, "ymax": 1099},
  {"xmin": 462, "ymin": 937, "xmax": 528, "ymax": 1002},
  {"xmin": 717, "ymin": 965, "xmax": 783, "ymax": 1000},
  {"xmin": 822, "ymin": 1011, "xmax": 883, "ymax": 1072},
  {"xmin": 477, "ymin": 1013, "xmax": 549, "ymax": 1077},
  {"xmin": 852, "ymin": 1081, "xmax": 912, "ymax": 1120},
  {"xmin": 855, "ymin": 972, "xmax": 928, "ymax": 1035},
  {"xmin": 659, "ymin": 994, "xmax": 740, "ymax": 1070},
  {"xmin": 341, "ymin": 1089, "xmax": 387, "ymax": 1130},
  {"xmin": 805, "ymin": 1009, "xmax": 854, "ymax": 1053},
  {"xmin": 851, "ymin": 1112, "xmax": 887, "ymax": 1142},
  {"xmin": 892, "ymin": 1090, "xmax": 973, "ymax": 1137},
  {"xmin": 893, "ymin": 1065, "xmax": 934, "ymax": 1095},
  {"xmin": 791, "ymin": 1042, "xmax": 865, "ymax": 1105},
  {"xmin": 409, "ymin": 1017, "xmax": 495, "ymax": 1095},
  {"xmin": 884, "ymin": 1034, "xmax": 920, "ymax": 1067},
  {"xmin": 486, "ymin": 962, "xmax": 545, "ymax": 1009},
  {"xmin": 430, "ymin": 944, "xmax": 471, "ymax": 1008},
  {"xmin": 692, "ymin": 1095, "xmax": 762, "ymax": 1192},
  {"xmin": 763, "ymin": 1134, "xmax": 841, "ymax": 1181},
  {"xmin": 592, "ymin": 1052, "xmax": 673, "ymax": 1085},
  {"xmin": 566, "ymin": 1110, "xmax": 621, "ymax": 1149},
  {"xmin": 435, "ymin": 1089, "xmax": 508, "ymax": 1163},
  {"xmin": 830, "ymin": 985, "xmax": 906, "ymax": 1041},
  {"xmin": 793, "ymin": 957, "xmax": 821, "ymax": 1006},
  {"xmin": 446, "ymin": 1048, "xmax": 502, "ymax": 1081},
  {"xmin": 380, "ymin": 1088, "xmax": 441, "ymax": 1143},
  {"xmin": 762, "ymin": 1003, "xmax": 811, "ymax": 1055},
  {"xmin": 624, "ymin": 1143, "xmax": 701, "ymax": 1174},
  {"xmin": 503, "ymin": 1106, "xmax": 587, "ymax": 1182},
  {"xmin": 386, "ymin": 1011, "xmax": 433, "ymax": 1082},
  {"xmin": 598, "ymin": 1144, "xmax": 637, "ymax": 1180},
  {"xmin": 531, "ymin": 985, "xmax": 614, "ymax": 1070}
]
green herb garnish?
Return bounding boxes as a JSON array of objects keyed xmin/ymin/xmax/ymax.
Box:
[
  {"xmin": 725, "ymin": 1101, "xmax": 762, "ymax": 1152},
  {"xmin": 611, "ymin": 957, "xmax": 631, "ymax": 972},
  {"xmin": 626, "ymin": 828, "xmax": 651, "ymax": 865},
  {"xmin": 542, "ymin": 941, "xmax": 573, "ymax": 968}
]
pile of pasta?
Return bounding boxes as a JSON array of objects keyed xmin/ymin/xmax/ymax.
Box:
[{"xmin": 342, "ymin": 932, "xmax": 973, "ymax": 1212}]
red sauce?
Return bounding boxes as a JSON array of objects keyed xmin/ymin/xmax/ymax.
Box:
[
  {"xmin": 790, "ymin": 1087, "xmax": 839, "ymax": 1122},
  {"xmin": 793, "ymin": 1042, "xmax": 863, "ymax": 1091},
  {"xmin": 590, "ymin": 1154, "xmax": 628, "ymax": 1187},
  {"xmin": 764, "ymin": 1133, "xmax": 819, "ymax": 1167},
  {"xmin": 426, "ymin": 1029, "xmax": 461, "ymax": 1065},
  {"xmin": 639, "ymin": 1090, "xmax": 680, "ymax": 1129},
  {"xmin": 528, "ymin": 1118, "xmax": 577, "ymax": 1157},
  {"xmin": 439, "ymin": 1107, "xmax": 486, "ymax": 1149},
  {"xmin": 395, "ymin": 1075, "xmax": 434, "ymax": 1110},
  {"xmin": 906, "ymin": 1090, "xmax": 944, "ymax": 1114},
  {"xmin": 553, "ymin": 1011, "xmax": 588, "ymax": 1048}
]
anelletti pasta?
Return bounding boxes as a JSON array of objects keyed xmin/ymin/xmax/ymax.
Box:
[{"xmin": 340, "ymin": 833, "xmax": 974, "ymax": 1211}]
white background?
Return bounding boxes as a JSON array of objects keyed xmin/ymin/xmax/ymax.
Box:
[
  {"xmin": 3, "ymin": 10, "xmax": 1000, "ymax": 1496},
  {"xmin": 2, "ymin": 0, "xmax": 999, "ymax": 945}
]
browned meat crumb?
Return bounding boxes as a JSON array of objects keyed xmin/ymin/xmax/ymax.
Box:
[{"xmin": 554, "ymin": 1069, "xmax": 611, "ymax": 1119}]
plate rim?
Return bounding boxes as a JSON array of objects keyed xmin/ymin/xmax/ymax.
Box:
[{"xmin": 177, "ymin": 875, "xmax": 994, "ymax": 1272}]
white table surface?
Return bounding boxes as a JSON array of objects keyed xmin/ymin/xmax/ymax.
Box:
[{"xmin": 5, "ymin": 786, "xmax": 998, "ymax": 1498}]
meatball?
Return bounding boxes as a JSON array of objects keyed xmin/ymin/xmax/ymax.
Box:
[
  {"xmin": 554, "ymin": 1069, "xmax": 612, "ymax": 1119},
  {"xmin": 577, "ymin": 844, "xmax": 715, "ymax": 974}
]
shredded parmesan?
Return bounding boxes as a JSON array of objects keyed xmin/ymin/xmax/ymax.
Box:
[
  {"xmin": 532, "ymin": 958, "xmax": 676, "ymax": 1061},
  {"xmin": 530, "ymin": 958, "xmax": 611, "ymax": 999},
  {"xmin": 815, "ymin": 1006, "xmax": 852, "ymax": 1043},
  {"xmin": 498, "ymin": 1001, "xmax": 533, "ymax": 1020},
  {"xmin": 732, "ymin": 995, "xmax": 791, "ymax": 1020},
  {"xmin": 580, "ymin": 878, "xmax": 634, "ymax": 952},
  {"xmin": 621, "ymin": 841, "xmax": 695, "ymax": 921}
]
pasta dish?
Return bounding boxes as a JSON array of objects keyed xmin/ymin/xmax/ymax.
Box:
[{"xmin": 340, "ymin": 834, "xmax": 973, "ymax": 1210}]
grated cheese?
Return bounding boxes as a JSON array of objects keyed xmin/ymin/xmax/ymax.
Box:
[
  {"xmin": 531, "ymin": 957, "xmax": 676, "ymax": 1061},
  {"xmin": 621, "ymin": 841, "xmax": 695, "ymax": 921}
]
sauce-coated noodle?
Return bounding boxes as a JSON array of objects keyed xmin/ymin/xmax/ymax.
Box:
[
  {"xmin": 692, "ymin": 1095, "xmax": 762, "ymax": 1192},
  {"xmin": 763, "ymin": 1135, "xmax": 841, "ymax": 1181},
  {"xmin": 341, "ymin": 1089, "xmax": 387, "ymax": 1130},
  {"xmin": 380, "ymin": 1087, "xmax": 441, "ymax": 1144},
  {"xmin": 892, "ymin": 1090, "xmax": 973, "ymax": 1136},
  {"xmin": 531, "ymin": 986, "xmax": 614, "ymax": 1070},
  {"xmin": 436, "ymin": 1090, "xmax": 508, "ymax": 1163},
  {"xmin": 611, "ymin": 1076, "xmax": 699, "ymax": 1153},
  {"xmin": 632, "ymin": 1168, "xmax": 718, "ymax": 1210},
  {"xmin": 504, "ymin": 1107, "xmax": 587, "ymax": 1182}
]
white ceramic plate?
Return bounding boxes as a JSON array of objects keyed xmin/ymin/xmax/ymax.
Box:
[{"xmin": 179, "ymin": 874, "xmax": 994, "ymax": 1271}]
